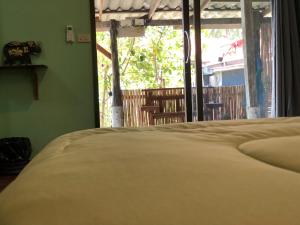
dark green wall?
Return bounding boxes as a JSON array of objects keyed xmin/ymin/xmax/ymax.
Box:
[{"xmin": 0, "ymin": 0, "xmax": 97, "ymax": 155}]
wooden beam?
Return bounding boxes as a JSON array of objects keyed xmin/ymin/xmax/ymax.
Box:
[
  {"xmin": 182, "ymin": 0, "xmax": 193, "ymax": 122},
  {"xmin": 97, "ymin": 0, "xmax": 104, "ymax": 21},
  {"xmin": 201, "ymin": 23, "xmax": 241, "ymax": 29},
  {"xmin": 118, "ymin": 26, "xmax": 145, "ymax": 38},
  {"xmin": 211, "ymin": 0, "xmax": 269, "ymax": 2},
  {"xmin": 96, "ymin": 18, "xmax": 274, "ymax": 31},
  {"xmin": 201, "ymin": 0, "xmax": 211, "ymax": 10},
  {"xmin": 96, "ymin": 43, "xmax": 112, "ymax": 60},
  {"xmin": 240, "ymin": 0, "xmax": 259, "ymax": 118},
  {"xmin": 96, "ymin": 18, "xmax": 271, "ymax": 32},
  {"xmin": 110, "ymin": 20, "xmax": 124, "ymax": 127},
  {"xmin": 211, "ymin": 0, "xmax": 270, "ymax": 3},
  {"xmin": 148, "ymin": 0, "xmax": 162, "ymax": 19}
]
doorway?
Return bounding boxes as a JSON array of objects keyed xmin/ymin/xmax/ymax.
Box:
[{"xmin": 92, "ymin": 0, "xmax": 274, "ymax": 128}]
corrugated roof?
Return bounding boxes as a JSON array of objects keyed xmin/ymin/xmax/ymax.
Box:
[
  {"xmin": 95, "ymin": 0, "xmax": 190, "ymax": 12},
  {"xmin": 95, "ymin": 0, "xmax": 271, "ymax": 21}
]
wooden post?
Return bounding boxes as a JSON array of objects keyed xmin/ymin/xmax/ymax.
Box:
[
  {"xmin": 110, "ymin": 20, "xmax": 124, "ymax": 127},
  {"xmin": 194, "ymin": 0, "xmax": 204, "ymax": 121},
  {"xmin": 241, "ymin": 0, "xmax": 259, "ymax": 119},
  {"xmin": 182, "ymin": 0, "xmax": 193, "ymax": 122},
  {"xmin": 253, "ymin": 12, "xmax": 264, "ymax": 117}
]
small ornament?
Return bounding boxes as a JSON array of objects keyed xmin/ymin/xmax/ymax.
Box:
[{"xmin": 3, "ymin": 41, "xmax": 41, "ymax": 65}]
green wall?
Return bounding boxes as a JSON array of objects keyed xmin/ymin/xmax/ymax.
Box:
[{"xmin": 0, "ymin": 0, "xmax": 97, "ymax": 156}]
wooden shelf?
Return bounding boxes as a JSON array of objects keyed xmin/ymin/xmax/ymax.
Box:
[{"xmin": 0, "ymin": 64, "xmax": 48, "ymax": 100}]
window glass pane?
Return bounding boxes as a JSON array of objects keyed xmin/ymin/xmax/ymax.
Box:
[{"xmin": 199, "ymin": 0, "xmax": 273, "ymax": 121}]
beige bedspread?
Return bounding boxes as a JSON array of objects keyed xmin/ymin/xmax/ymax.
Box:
[{"xmin": 1, "ymin": 118, "xmax": 300, "ymax": 225}]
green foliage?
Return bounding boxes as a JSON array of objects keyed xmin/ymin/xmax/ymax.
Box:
[
  {"xmin": 97, "ymin": 26, "xmax": 185, "ymax": 126},
  {"xmin": 118, "ymin": 26, "xmax": 184, "ymax": 89}
]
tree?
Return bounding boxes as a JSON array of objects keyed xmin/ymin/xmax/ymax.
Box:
[{"xmin": 97, "ymin": 26, "xmax": 184, "ymax": 126}]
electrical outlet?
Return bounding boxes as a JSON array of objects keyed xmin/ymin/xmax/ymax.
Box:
[{"xmin": 77, "ymin": 34, "xmax": 91, "ymax": 43}]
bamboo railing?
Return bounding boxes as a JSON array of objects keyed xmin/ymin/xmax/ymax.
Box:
[
  {"xmin": 122, "ymin": 89, "xmax": 145, "ymax": 128},
  {"xmin": 122, "ymin": 86, "xmax": 246, "ymax": 127}
]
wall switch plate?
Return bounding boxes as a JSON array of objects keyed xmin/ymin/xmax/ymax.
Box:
[{"xmin": 77, "ymin": 34, "xmax": 91, "ymax": 43}]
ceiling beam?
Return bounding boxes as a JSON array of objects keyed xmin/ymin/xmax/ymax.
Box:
[
  {"xmin": 148, "ymin": 0, "xmax": 163, "ymax": 19},
  {"xmin": 99, "ymin": 6, "xmax": 268, "ymax": 15},
  {"xmin": 201, "ymin": 0, "xmax": 211, "ymax": 10},
  {"xmin": 211, "ymin": 0, "xmax": 270, "ymax": 2},
  {"xmin": 96, "ymin": 17, "xmax": 271, "ymax": 31}
]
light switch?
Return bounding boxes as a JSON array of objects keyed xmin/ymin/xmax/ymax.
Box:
[{"xmin": 66, "ymin": 25, "xmax": 75, "ymax": 43}]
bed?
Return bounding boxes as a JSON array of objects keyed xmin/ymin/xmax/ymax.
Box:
[{"xmin": 1, "ymin": 117, "xmax": 300, "ymax": 225}]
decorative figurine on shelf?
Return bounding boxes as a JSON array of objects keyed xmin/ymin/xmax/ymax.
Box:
[{"xmin": 3, "ymin": 41, "xmax": 41, "ymax": 65}]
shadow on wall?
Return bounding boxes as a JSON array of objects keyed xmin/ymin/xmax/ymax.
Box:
[{"xmin": 0, "ymin": 69, "xmax": 46, "ymax": 113}]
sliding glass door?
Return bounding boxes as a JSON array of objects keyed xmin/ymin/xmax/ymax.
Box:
[{"xmin": 194, "ymin": 0, "xmax": 273, "ymax": 121}]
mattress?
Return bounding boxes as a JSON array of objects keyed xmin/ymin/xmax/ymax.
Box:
[{"xmin": 1, "ymin": 118, "xmax": 300, "ymax": 225}]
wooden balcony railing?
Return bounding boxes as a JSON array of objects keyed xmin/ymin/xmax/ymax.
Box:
[{"xmin": 122, "ymin": 86, "xmax": 246, "ymax": 127}]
